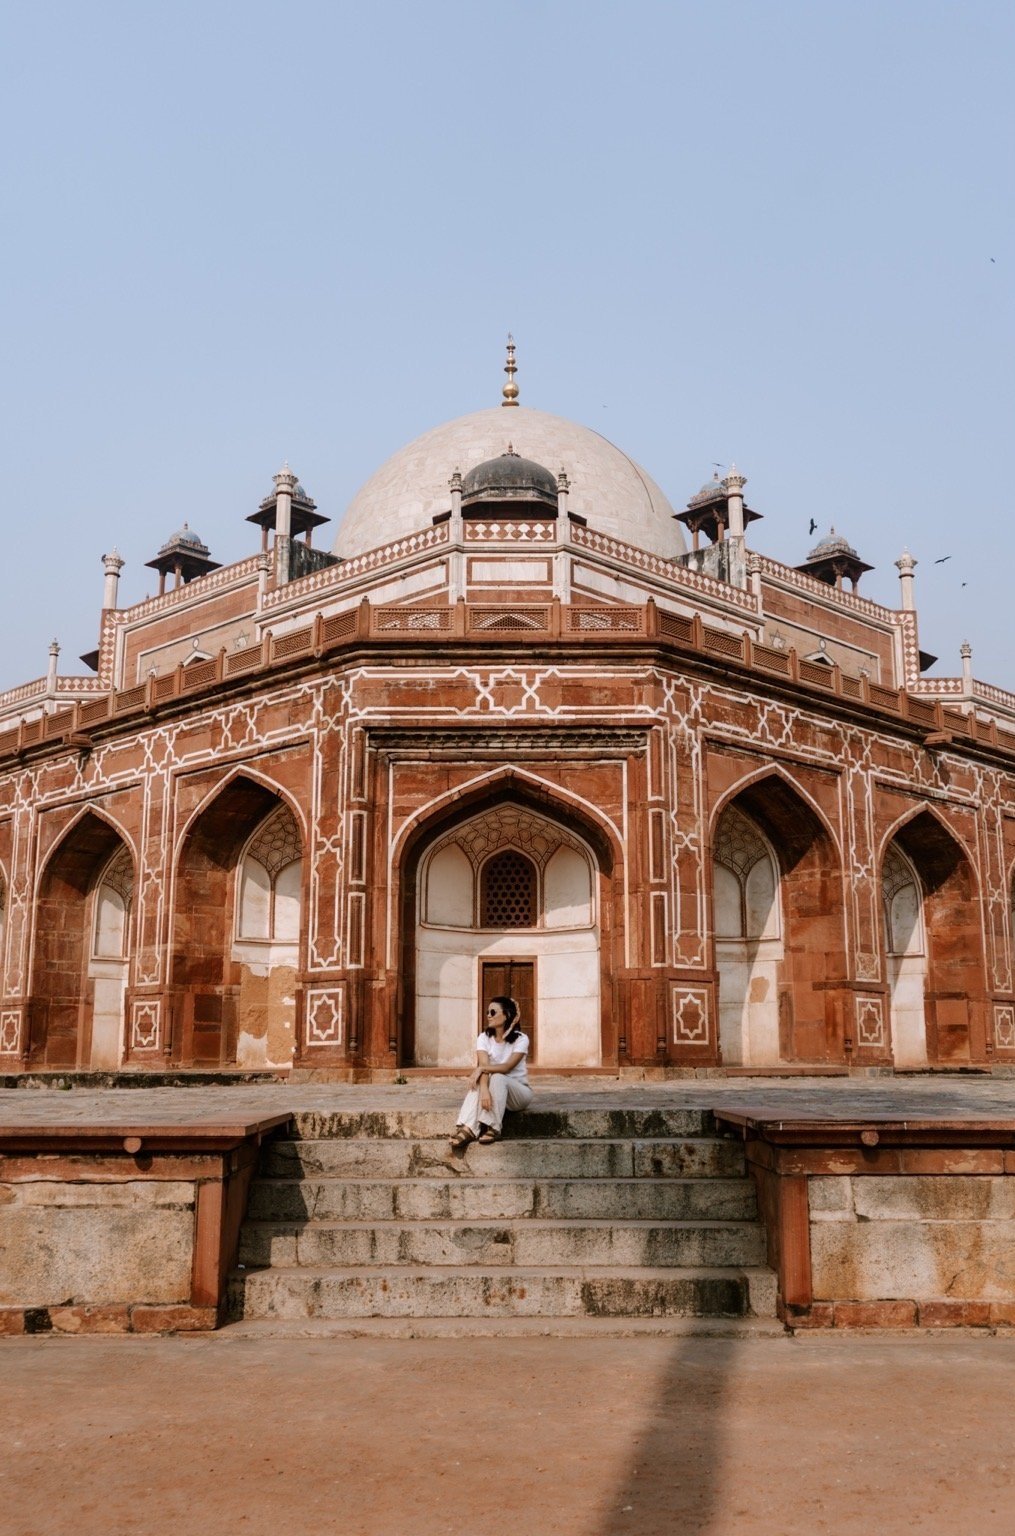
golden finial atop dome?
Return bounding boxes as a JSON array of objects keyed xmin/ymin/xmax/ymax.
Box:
[{"xmin": 501, "ymin": 333, "xmax": 519, "ymax": 407}]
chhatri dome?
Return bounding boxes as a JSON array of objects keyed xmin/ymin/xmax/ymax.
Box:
[{"xmin": 333, "ymin": 339, "xmax": 686, "ymax": 561}]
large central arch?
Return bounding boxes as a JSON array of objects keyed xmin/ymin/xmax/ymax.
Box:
[{"xmin": 397, "ymin": 775, "xmax": 618, "ymax": 1069}]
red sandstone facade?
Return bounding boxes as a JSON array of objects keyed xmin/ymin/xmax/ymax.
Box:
[{"xmin": 2, "ymin": 394, "xmax": 1014, "ymax": 1078}]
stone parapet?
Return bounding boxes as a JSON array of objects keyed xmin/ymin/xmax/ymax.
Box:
[
  {"xmin": 717, "ymin": 1107, "xmax": 1015, "ymax": 1329},
  {"xmin": 0, "ymin": 598, "xmax": 1012, "ymax": 770},
  {"xmin": 0, "ymin": 1114, "xmax": 290, "ymax": 1333}
]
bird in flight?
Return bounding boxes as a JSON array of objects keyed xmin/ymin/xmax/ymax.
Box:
[
  {"xmin": 934, "ymin": 556, "xmax": 952, "ymax": 564},
  {"xmin": 808, "ymin": 518, "xmax": 818, "ymax": 535}
]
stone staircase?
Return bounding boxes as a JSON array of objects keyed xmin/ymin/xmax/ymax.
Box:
[{"xmin": 226, "ymin": 1105, "xmax": 780, "ymax": 1335}]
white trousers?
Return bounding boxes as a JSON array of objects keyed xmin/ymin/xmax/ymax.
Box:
[{"xmin": 456, "ymin": 1074, "xmax": 533, "ymax": 1134}]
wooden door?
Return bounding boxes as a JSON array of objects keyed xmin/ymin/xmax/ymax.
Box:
[{"xmin": 480, "ymin": 959, "xmax": 536, "ymax": 1064}]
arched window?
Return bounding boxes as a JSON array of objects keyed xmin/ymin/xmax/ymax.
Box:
[
  {"xmin": 713, "ymin": 806, "xmax": 779, "ymax": 941},
  {"xmin": 480, "ymin": 849, "xmax": 537, "ymax": 928},
  {"xmin": 93, "ymin": 844, "xmax": 134, "ymax": 959},
  {"xmin": 237, "ymin": 806, "xmax": 302, "ymax": 942},
  {"xmin": 883, "ymin": 844, "xmax": 924, "ymax": 957}
]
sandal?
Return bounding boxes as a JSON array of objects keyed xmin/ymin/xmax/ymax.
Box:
[
  {"xmin": 477, "ymin": 1128, "xmax": 501, "ymax": 1144},
  {"xmin": 450, "ymin": 1126, "xmax": 476, "ymax": 1149}
]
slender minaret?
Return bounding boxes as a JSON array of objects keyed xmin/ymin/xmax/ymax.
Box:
[
  {"xmin": 557, "ymin": 468, "xmax": 570, "ymax": 519},
  {"xmin": 896, "ymin": 549, "xmax": 917, "ymax": 610},
  {"xmin": 723, "ymin": 465, "xmax": 747, "ymax": 540},
  {"xmin": 102, "ymin": 549, "xmax": 124, "ymax": 610},
  {"xmin": 46, "ymin": 639, "xmax": 59, "ymax": 712},
  {"xmin": 274, "ymin": 462, "xmax": 297, "ymax": 541},
  {"xmin": 502, "ymin": 334, "xmax": 519, "ymax": 407},
  {"xmin": 961, "ymin": 641, "xmax": 973, "ymax": 696}
]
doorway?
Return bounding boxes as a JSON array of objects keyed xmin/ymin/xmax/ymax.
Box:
[{"xmin": 481, "ymin": 958, "xmax": 536, "ymax": 1063}]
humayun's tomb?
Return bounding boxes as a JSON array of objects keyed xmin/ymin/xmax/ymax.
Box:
[{"xmin": 2, "ymin": 340, "xmax": 1014, "ymax": 1083}]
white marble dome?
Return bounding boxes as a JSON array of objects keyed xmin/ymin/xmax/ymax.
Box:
[{"xmin": 334, "ymin": 406, "xmax": 686, "ymax": 560}]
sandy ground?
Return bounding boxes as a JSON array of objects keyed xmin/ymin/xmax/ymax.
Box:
[{"xmin": 2, "ymin": 1331, "xmax": 1013, "ymax": 1536}]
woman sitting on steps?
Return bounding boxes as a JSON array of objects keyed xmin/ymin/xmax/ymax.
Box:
[{"xmin": 450, "ymin": 995, "xmax": 533, "ymax": 1147}]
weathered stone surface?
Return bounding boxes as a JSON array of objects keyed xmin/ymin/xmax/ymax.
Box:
[
  {"xmin": 288, "ymin": 1108, "xmax": 717, "ymax": 1141},
  {"xmin": 850, "ymin": 1175, "xmax": 1015, "ymax": 1222},
  {"xmin": 0, "ymin": 1180, "xmax": 194, "ymax": 1306},
  {"xmin": 808, "ymin": 1176, "xmax": 853, "ymax": 1216},
  {"xmin": 49, "ymin": 1303, "xmax": 133, "ymax": 1334},
  {"xmin": 812, "ymin": 1219, "xmax": 1015, "ymax": 1302},
  {"xmin": 247, "ymin": 1175, "xmax": 758, "ymax": 1224},
  {"xmin": 231, "ymin": 1266, "xmax": 756, "ymax": 1320},
  {"xmin": 240, "ymin": 1218, "xmax": 765, "ymax": 1271},
  {"xmin": 263, "ymin": 1135, "xmax": 743, "ymax": 1181}
]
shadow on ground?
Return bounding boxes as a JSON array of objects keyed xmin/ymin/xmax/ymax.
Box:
[{"xmin": 594, "ymin": 1334, "xmax": 733, "ymax": 1536}]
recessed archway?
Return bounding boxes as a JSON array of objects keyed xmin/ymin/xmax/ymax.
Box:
[
  {"xmin": 170, "ymin": 776, "xmax": 304, "ymax": 1067},
  {"xmin": 28, "ymin": 812, "xmax": 135, "ymax": 1069},
  {"xmin": 711, "ymin": 773, "xmax": 846, "ymax": 1064},
  {"xmin": 883, "ymin": 810, "xmax": 985, "ymax": 1065},
  {"xmin": 400, "ymin": 785, "xmax": 615, "ymax": 1069}
]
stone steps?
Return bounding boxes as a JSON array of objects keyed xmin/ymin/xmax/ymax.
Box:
[
  {"xmin": 229, "ymin": 1264, "xmax": 776, "ymax": 1320},
  {"xmin": 239, "ymin": 1217, "xmax": 767, "ymax": 1269},
  {"xmin": 261, "ymin": 1136, "xmax": 745, "ymax": 1180},
  {"xmin": 228, "ymin": 1106, "xmax": 778, "ymax": 1330},
  {"xmin": 287, "ymin": 1108, "xmax": 717, "ymax": 1140},
  {"xmin": 247, "ymin": 1175, "xmax": 759, "ymax": 1223}
]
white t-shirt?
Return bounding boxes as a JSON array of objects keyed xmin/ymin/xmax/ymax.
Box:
[{"xmin": 475, "ymin": 1030, "xmax": 530, "ymax": 1082}]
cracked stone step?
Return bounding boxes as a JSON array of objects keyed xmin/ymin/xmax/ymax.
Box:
[
  {"xmin": 228, "ymin": 1264, "xmax": 777, "ymax": 1321},
  {"xmin": 288, "ymin": 1108, "xmax": 717, "ymax": 1141},
  {"xmin": 246, "ymin": 1176, "xmax": 759, "ymax": 1224},
  {"xmin": 238, "ymin": 1217, "xmax": 767, "ymax": 1269},
  {"xmin": 260, "ymin": 1136, "xmax": 747, "ymax": 1181}
]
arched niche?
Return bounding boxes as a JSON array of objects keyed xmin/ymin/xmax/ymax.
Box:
[
  {"xmin": 712, "ymin": 774, "xmax": 845, "ymax": 1064},
  {"xmin": 29, "ymin": 814, "xmax": 134, "ymax": 1069},
  {"xmin": 712, "ymin": 805, "xmax": 782, "ymax": 1065},
  {"xmin": 172, "ymin": 781, "xmax": 303, "ymax": 1069},
  {"xmin": 413, "ymin": 802, "xmax": 601, "ymax": 1069},
  {"xmin": 887, "ymin": 811, "xmax": 985, "ymax": 1065},
  {"xmin": 882, "ymin": 841, "xmax": 927, "ymax": 1067}
]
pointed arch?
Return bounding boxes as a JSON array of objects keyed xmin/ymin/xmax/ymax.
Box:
[
  {"xmin": 173, "ymin": 764, "xmax": 308, "ymax": 863},
  {"xmin": 28, "ymin": 809, "xmax": 136, "ymax": 1068},
  {"xmin": 872, "ymin": 804, "xmax": 976, "ymax": 890},
  {"xmin": 880, "ymin": 806, "xmax": 986, "ymax": 1065},
  {"xmin": 170, "ymin": 774, "xmax": 305, "ymax": 1069},
  {"xmin": 391, "ymin": 766, "xmax": 621, "ymax": 878},
  {"xmin": 710, "ymin": 763, "xmax": 842, "ymax": 867},
  {"xmin": 399, "ymin": 777, "xmax": 615, "ymax": 1070},
  {"xmin": 711, "ymin": 768, "xmax": 846, "ymax": 1064}
]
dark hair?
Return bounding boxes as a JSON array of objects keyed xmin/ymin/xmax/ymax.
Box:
[{"xmin": 484, "ymin": 995, "xmax": 521, "ymax": 1043}]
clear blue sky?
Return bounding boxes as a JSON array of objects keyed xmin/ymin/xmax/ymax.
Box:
[{"xmin": 1, "ymin": 1, "xmax": 1011, "ymax": 689}]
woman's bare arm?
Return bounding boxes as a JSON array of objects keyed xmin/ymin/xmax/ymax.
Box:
[{"xmin": 469, "ymin": 1049, "xmax": 491, "ymax": 1088}]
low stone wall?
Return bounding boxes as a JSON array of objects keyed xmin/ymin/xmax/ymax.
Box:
[
  {"xmin": 0, "ymin": 1115, "xmax": 290, "ymax": 1334},
  {"xmin": 717, "ymin": 1109, "xmax": 1015, "ymax": 1328}
]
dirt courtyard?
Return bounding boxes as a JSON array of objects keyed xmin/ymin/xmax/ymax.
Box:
[{"xmin": 2, "ymin": 1329, "xmax": 1013, "ymax": 1535}]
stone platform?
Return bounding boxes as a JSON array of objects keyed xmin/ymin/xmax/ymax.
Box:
[{"xmin": 4, "ymin": 1075, "xmax": 1015, "ymax": 1335}]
